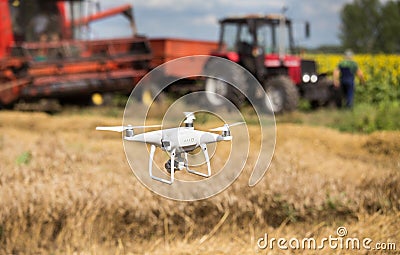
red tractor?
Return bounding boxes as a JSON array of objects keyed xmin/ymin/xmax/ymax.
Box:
[
  {"xmin": 0, "ymin": 0, "xmax": 152, "ymax": 109},
  {"xmin": 204, "ymin": 14, "xmax": 333, "ymax": 113}
]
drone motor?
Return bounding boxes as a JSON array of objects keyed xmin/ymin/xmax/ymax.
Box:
[
  {"xmin": 222, "ymin": 129, "xmax": 231, "ymax": 137},
  {"xmin": 125, "ymin": 127, "xmax": 134, "ymax": 137}
]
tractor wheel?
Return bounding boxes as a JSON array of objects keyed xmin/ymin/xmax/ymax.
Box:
[
  {"xmin": 203, "ymin": 62, "xmax": 246, "ymax": 109},
  {"xmin": 204, "ymin": 77, "xmax": 229, "ymax": 107},
  {"xmin": 263, "ymin": 75, "xmax": 299, "ymax": 113}
]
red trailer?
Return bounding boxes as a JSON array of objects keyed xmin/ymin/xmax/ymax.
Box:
[{"xmin": 149, "ymin": 38, "xmax": 218, "ymax": 77}]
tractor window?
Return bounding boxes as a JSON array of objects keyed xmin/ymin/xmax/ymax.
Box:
[
  {"xmin": 239, "ymin": 24, "xmax": 253, "ymax": 45},
  {"xmin": 220, "ymin": 23, "xmax": 237, "ymax": 51},
  {"xmin": 277, "ymin": 23, "xmax": 292, "ymax": 54},
  {"xmin": 257, "ymin": 25, "xmax": 275, "ymax": 54},
  {"xmin": 257, "ymin": 22, "xmax": 292, "ymax": 54}
]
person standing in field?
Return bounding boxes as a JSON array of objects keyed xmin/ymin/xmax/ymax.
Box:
[{"xmin": 333, "ymin": 50, "xmax": 365, "ymax": 108}]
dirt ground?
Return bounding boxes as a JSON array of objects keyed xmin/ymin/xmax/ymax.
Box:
[{"xmin": 0, "ymin": 110, "xmax": 399, "ymax": 254}]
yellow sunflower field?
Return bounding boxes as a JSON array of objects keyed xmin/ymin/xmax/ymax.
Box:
[{"xmin": 309, "ymin": 54, "xmax": 400, "ymax": 104}]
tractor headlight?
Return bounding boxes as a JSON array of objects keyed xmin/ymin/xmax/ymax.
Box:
[
  {"xmin": 310, "ymin": 74, "xmax": 318, "ymax": 83},
  {"xmin": 302, "ymin": 74, "xmax": 310, "ymax": 83}
]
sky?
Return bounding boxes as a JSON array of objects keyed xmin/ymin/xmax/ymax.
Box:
[{"xmin": 89, "ymin": 0, "xmax": 355, "ymax": 48}]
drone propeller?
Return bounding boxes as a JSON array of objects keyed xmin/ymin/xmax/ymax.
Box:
[
  {"xmin": 96, "ymin": 125, "xmax": 161, "ymax": 132},
  {"xmin": 209, "ymin": 122, "xmax": 245, "ymax": 132}
]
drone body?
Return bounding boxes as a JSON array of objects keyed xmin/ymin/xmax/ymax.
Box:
[{"xmin": 96, "ymin": 112, "xmax": 243, "ymax": 184}]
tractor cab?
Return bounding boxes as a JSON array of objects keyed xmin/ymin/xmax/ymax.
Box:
[
  {"xmin": 218, "ymin": 14, "xmax": 295, "ymax": 55},
  {"xmin": 215, "ymin": 14, "xmax": 303, "ymax": 81}
]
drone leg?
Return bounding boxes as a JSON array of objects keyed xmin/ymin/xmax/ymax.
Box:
[
  {"xmin": 170, "ymin": 149, "xmax": 176, "ymax": 184},
  {"xmin": 149, "ymin": 145, "xmax": 174, "ymax": 185},
  {"xmin": 184, "ymin": 153, "xmax": 190, "ymax": 169},
  {"xmin": 202, "ymin": 144, "xmax": 211, "ymax": 177},
  {"xmin": 185, "ymin": 144, "xmax": 211, "ymax": 178}
]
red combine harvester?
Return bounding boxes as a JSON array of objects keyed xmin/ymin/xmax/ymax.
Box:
[{"xmin": 0, "ymin": 0, "xmax": 151, "ymax": 109}]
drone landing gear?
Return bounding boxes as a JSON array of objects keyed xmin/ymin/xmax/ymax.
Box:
[
  {"xmin": 148, "ymin": 144, "xmax": 211, "ymax": 185},
  {"xmin": 184, "ymin": 144, "xmax": 211, "ymax": 178},
  {"xmin": 149, "ymin": 145, "xmax": 176, "ymax": 185}
]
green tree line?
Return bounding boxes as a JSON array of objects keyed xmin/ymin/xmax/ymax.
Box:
[{"xmin": 340, "ymin": 0, "xmax": 400, "ymax": 53}]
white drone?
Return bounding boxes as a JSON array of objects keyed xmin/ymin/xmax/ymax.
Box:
[{"xmin": 96, "ymin": 112, "xmax": 244, "ymax": 184}]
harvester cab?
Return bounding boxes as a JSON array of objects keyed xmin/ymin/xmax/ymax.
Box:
[{"xmin": 0, "ymin": 0, "xmax": 152, "ymax": 109}]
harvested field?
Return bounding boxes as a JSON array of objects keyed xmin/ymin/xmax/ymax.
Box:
[{"xmin": 0, "ymin": 110, "xmax": 399, "ymax": 254}]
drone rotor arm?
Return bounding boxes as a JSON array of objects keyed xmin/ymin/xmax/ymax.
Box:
[
  {"xmin": 199, "ymin": 132, "xmax": 220, "ymax": 144},
  {"xmin": 131, "ymin": 125, "xmax": 162, "ymax": 129},
  {"xmin": 125, "ymin": 130, "xmax": 163, "ymax": 146}
]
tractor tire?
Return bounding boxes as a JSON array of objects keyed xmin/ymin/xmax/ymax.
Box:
[
  {"xmin": 263, "ymin": 75, "xmax": 299, "ymax": 113},
  {"xmin": 203, "ymin": 61, "xmax": 246, "ymax": 109}
]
